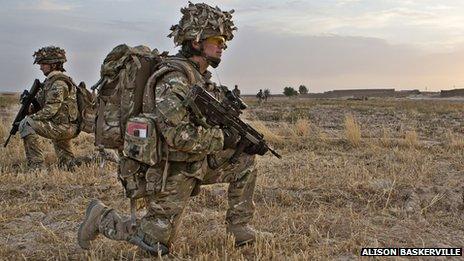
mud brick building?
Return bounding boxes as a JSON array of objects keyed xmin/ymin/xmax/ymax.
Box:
[{"xmin": 440, "ymin": 88, "xmax": 464, "ymax": 97}]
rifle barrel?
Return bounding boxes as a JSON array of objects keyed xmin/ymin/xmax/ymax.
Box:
[{"xmin": 3, "ymin": 134, "xmax": 12, "ymax": 147}]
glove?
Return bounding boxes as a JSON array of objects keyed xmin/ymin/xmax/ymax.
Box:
[
  {"xmin": 243, "ymin": 141, "xmax": 268, "ymax": 156},
  {"xmin": 223, "ymin": 129, "xmax": 240, "ymax": 149}
]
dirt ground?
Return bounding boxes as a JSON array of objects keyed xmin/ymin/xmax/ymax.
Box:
[{"xmin": 0, "ymin": 95, "xmax": 463, "ymax": 260}]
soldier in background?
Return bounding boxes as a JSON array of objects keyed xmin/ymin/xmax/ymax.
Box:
[
  {"xmin": 256, "ymin": 89, "xmax": 264, "ymax": 105},
  {"xmin": 78, "ymin": 2, "xmax": 270, "ymax": 256},
  {"xmin": 18, "ymin": 46, "xmax": 79, "ymax": 170},
  {"xmin": 232, "ymin": 84, "xmax": 241, "ymax": 97},
  {"xmin": 263, "ymin": 88, "xmax": 270, "ymax": 102}
]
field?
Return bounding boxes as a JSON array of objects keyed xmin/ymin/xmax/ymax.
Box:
[{"xmin": 1, "ymin": 94, "xmax": 463, "ymax": 260}]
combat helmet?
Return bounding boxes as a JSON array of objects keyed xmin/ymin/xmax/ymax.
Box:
[
  {"xmin": 33, "ymin": 46, "xmax": 67, "ymax": 64},
  {"xmin": 168, "ymin": 2, "xmax": 237, "ymax": 46}
]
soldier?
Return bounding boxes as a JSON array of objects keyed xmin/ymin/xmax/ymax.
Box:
[
  {"xmin": 78, "ymin": 2, "xmax": 270, "ymax": 256},
  {"xmin": 233, "ymin": 84, "xmax": 241, "ymax": 97},
  {"xmin": 256, "ymin": 89, "xmax": 264, "ymax": 105},
  {"xmin": 18, "ymin": 46, "xmax": 79, "ymax": 170},
  {"xmin": 263, "ymin": 88, "xmax": 270, "ymax": 102}
]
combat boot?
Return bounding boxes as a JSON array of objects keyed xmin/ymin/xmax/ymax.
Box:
[
  {"xmin": 227, "ymin": 224, "xmax": 272, "ymax": 246},
  {"xmin": 78, "ymin": 199, "xmax": 107, "ymax": 249}
]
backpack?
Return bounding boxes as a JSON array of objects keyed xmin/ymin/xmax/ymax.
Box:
[
  {"xmin": 93, "ymin": 44, "xmax": 204, "ymax": 198},
  {"xmin": 92, "ymin": 44, "xmax": 164, "ymax": 150},
  {"xmin": 75, "ymin": 82, "xmax": 96, "ymax": 134}
]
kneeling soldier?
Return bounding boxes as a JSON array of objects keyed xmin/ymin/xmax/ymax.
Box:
[{"xmin": 19, "ymin": 46, "xmax": 79, "ymax": 170}]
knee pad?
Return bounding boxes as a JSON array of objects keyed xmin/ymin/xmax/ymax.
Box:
[{"xmin": 19, "ymin": 117, "xmax": 36, "ymax": 138}]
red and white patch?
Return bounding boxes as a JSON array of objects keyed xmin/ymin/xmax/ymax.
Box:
[{"xmin": 127, "ymin": 122, "xmax": 148, "ymax": 138}]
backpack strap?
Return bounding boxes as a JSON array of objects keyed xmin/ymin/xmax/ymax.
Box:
[
  {"xmin": 163, "ymin": 57, "xmax": 199, "ymax": 85},
  {"xmin": 142, "ymin": 57, "xmax": 203, "ymax": 113}
]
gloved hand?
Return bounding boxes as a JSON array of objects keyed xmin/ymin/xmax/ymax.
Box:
[
  {"xmin": 223, "ymin": 129, "xmax": 240, "ymax": 149},
  {"xmin": 243, "ymin": 141, "xmax": 268, "ymax": 156}
]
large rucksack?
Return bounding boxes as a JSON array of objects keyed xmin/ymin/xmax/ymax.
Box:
[
  {"xmin": 92, "ymin": 44, "xmax": 200, "ymax": 151},
  {"xmin": 92, "ymin": 44, "xmax": 162, "ymax": 150},
  {"xmin": 93, "ymin": 44, "xmax": 203, "ymax": 200}
]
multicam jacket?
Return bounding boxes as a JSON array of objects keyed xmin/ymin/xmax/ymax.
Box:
[
  {"xmin": 153, "ymin": 56, "xmax": 224, "ymax": 162},
  {"xmin": 32, "ymin": 71, "xmax": 78, "ymax": 124}
]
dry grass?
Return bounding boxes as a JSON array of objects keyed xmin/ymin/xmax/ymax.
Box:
[
  {"xmin": 1, "ymin": 94, "xmax": 464, "ymax": 260},
  {"xmin": 403, "ymin": 130, "xmax": 419, "ymax": 148},
  {"xmin": 294, "ymin": 118, "xmax": 311, "ymax": 137},
  {"xmin": 0, "ymin": 93, "xmax": 18, "ymax": 108},
  {"xmin": 344, "ymin": 114, "xmax": 361, "ymax": 147},
  {"xmin": 445, "ymin": 130, "xmax": 464, "ymax": 149}
]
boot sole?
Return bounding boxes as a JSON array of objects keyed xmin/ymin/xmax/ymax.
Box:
[{"xmin": 77, "ymin": 199, "xmax": 101, "ymax": 250}]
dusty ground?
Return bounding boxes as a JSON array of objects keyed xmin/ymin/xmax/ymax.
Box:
[{"xmin": 0, "ymin": 95, "xmax": 463, "ymax": 260}]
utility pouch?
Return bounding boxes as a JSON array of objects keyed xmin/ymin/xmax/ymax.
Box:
[
  {"xmin": 123, "ymin": 113, "xmax": 162, "ymax": 166},
  {"xmin": 119, "ymin": 157, "xmax": 164, "ymax": 199},
  {"xmin": 119, "ymin": 157, "xmax": 147, "ymax": 199}
]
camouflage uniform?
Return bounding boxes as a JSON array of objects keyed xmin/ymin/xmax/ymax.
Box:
[
  {"xmin": 93, "ymin": 61, "xmax": 257, "ymax": 245},
  {"xmin": 79, "ymin": 3, "xmax": 260, "ymax": 254},
  {"xmin": 19, "ymin": 46, "xmax": 78, "ymax": 169},
  {"xmin": 256, "ymin": 89, "xmax": 264, "ymax": 105},
  {"xmin": 233, "ymin": 85, "xmax": 241, "ymax": 97}
]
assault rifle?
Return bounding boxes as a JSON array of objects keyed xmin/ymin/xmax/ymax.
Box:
[
  {"xmin": 4, "ymin": 79, "xmax": 42, "ymax": 147},
  {"xmin": 185, "ymin": 85, "xmax": 281, "ymax": 163}
]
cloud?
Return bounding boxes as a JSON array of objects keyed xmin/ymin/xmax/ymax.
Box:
[
  {"xmin": 1, "ymin": 0, "xmax": 464, "ymax": 93},
  {"xmin": 228, "ymin": 1, "xmax": 464, "ymax": 51},
  {"xmin": 17, "ymin": 0, "xmax": 77, "ymax": 12},
  {"xmin": 218, "ymin": 27, "xmax": 464, "ymax": 93}
]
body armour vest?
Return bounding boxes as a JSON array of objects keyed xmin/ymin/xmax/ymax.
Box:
[
  {"xmin": 147, "ymin": 56, "xmax": 220, "ymax": 162},
  {"xmin": 37, "ymin": 71, "xmax": 78, "ymax": 124}
]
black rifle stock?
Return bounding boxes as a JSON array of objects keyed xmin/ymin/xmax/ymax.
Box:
[
  {"xmin": 4, "ymin": 79, "xmax": 42, "ymax": 147},
  {"xmin": 186, "ymin": 85, "xmax": 281, "ymax": 162}
]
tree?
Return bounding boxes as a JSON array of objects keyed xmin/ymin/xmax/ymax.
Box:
[
  {"xmin": 298, "ymin": 85, "xmax": 308, "ymax": 94},
  {"xmin": 283, "ymin": 87, "xmax": 298, "ymax": 97}
]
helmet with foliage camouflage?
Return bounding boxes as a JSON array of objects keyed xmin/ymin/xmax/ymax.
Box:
[
  {"xmin": 33, "ymin": 46, "xmax": 67, "ymax": 64},
  {"xmin": 168, "ymin": 2, "xmax": 237, "ymax": 46}
]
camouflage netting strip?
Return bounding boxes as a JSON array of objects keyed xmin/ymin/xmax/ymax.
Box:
[{"xmin": 168, "ymin": 1, "xmax": 237, "ymax": 46}]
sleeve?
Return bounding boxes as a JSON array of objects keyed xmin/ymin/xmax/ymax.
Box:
[
  {"xmin": 31, "ymin": 80, "xmax": 67, "ymax": 121},
  {"xmin": 154, "ymin": 71, "xmax": 224, "ymax": 154}
]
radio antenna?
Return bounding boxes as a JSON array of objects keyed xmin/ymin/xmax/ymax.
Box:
[{"xmin": 214, "ymin": 69, "xmax": 222, "ymax": 86}]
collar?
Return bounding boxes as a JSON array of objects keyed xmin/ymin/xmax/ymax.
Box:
[
  {"xmin": 175, "ymin": 52, "xmax": 211, "ymax": 79},
  {"xmin": 46, "ymin": 70, "xmax": 62, "ymax": 80}
]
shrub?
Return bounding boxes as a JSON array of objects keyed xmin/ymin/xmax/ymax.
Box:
[
  {"xmin": 404, "ymin": 130, "xmax": 419, "ymax": 147},
  {"xmin": 283, "ymin": 87, "xmax": 298, "ymax": 97},
  {"xmin": 298, "ymin": 85, "xmax": 308, "ymax": 94}
]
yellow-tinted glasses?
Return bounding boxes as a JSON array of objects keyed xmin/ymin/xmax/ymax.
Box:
[{"xmin": 204, "ymin": 36, "xmax": 227, "ymax": 49}]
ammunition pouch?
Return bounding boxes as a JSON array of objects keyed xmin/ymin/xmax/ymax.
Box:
[
  {"xmin": 119, "ymin": 157, "xmax": 164, "ymax": 199},
  {"xmin": 123, "ymin": 113, "xmax": 162, "ymax": 166},
  {"xmin": 120, "ymin": 113, "xmax": 163, "ymax": 199}
]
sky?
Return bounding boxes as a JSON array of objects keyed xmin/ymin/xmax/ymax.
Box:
[{"xmin": 1, "ymin": 0, "xmax": 464, "ymax": 94}]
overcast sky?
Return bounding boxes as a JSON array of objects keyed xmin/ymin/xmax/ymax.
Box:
[{"xmin": 1, "ymin": 0, "xmax": 464, "ymax": 94}]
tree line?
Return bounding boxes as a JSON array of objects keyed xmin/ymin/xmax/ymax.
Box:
[
  {"xmin": 283, "ymin": 85, "xmax": 308, "ymax": 97},
  {"xmin": 254, "ymin": 85, "xmax": 308, "ymax": 98}
]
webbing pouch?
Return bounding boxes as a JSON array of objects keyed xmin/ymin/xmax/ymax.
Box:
[
  {"xmin": 119, "ymin": 157, "xmax": 146, "ymax": 199},
  {"xmin": 123, "ymin": 113, "xmax": 162, "ymax": 166}
]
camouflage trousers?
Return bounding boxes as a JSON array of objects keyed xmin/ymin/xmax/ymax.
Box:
[
  {"xmin": 98, "ymin": 149, "xmax": 257, "ymax": 247},
  {"xmin": 19, "ymin": 116, "xmax": 78, "ymax": 168}
]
